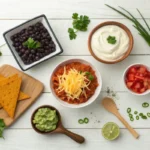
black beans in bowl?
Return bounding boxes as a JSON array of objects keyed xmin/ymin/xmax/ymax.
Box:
[{"xmin": 10, "ymin": 22, "xmax": 56, "ymax": 65}]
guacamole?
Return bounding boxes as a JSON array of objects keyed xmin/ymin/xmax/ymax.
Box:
[{"xmin": 33, "ymin": 108, "xmax": 58, "ymax": 132}]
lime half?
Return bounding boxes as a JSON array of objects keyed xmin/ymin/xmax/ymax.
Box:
[{"xmin": 102, "ymin": 122, "xmax": 120, "ymax": 140}]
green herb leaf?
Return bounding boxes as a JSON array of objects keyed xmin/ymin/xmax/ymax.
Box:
[
  {"xmin": 88, "ymin": 74, "xmax": 94, "ymax": 81},
  {"xmin": 23, "ymin": 37, "xmax": 41, "ymax": 49},
  {"xmin": 0, "ymin": 51, "xmax": 2, "ymax": 56},
  {"xmin": 85, "ymin": 72, "xmax": 90, "ymax": 75},
  {"xmin": 107, "ymin": 36, "xmax": 117, "ymax": 44},
  {"xmin": 72, "ymin": 13, "xmax": 78, "ymax": 19},
  {"xmin": 68, "ymin": 13, "xmax": 90, "ymax": 40},
  {"xmin": 0, "ymin": 119, "xmax": 6, "ymax": 138},
  {"xmin": 68, "ymin": 28, "xmax": 77, "ymax": 40}
]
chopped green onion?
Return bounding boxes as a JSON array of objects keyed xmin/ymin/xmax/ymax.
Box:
[
  {"xmin": 127, "ymin": 108, "xmax": 131, "ymax": 113},
  {"xmin": 141, "ymin": 115, "xmax": 147, "ymax": 119},
  {"xmin": 139, "ymin": 113, "xmax": 143, "ymax": 116},
  {"xmin": 80, "ymin": 71, "xmax": 82, "ymax": 74},
  {"xmin": 84, "ymin": 118, "xmax": 89, "ymax": 124},
  {"xmin": 130, "ymin": 117, "xmax": 134, "ymax": 121},
  {"xmin": 136, "ymin": 116, "xmax": 139, "ymax": 120},
  {"xmin": 134, "ymin": 111, "xmax": 138, "ymax": 115},
  {"xmin": 142, "ymin": 102, "xmax": 149, "ymax": 108},
  {"xmin": 147, "ymin": 113, "xmax": 150, "ymax": 117},
  {"xmin": 129, "ymin": 114, "xmax": 133, "ymax": 118},
  {"xmin": 78, "ymin": 119, "xmax": 84, "ymax": 124}
]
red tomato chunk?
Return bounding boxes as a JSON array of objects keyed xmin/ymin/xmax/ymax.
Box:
[{"xmin": 126, "ymin": 65, "xmax": 150, "ymax": 94}]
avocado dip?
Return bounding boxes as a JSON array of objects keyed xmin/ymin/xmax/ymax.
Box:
[{"xmin": 33, "ymin": 108, "xmax": 58, "ymax": 132}]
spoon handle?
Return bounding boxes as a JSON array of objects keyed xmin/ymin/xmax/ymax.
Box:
[
  {"xmin": 58, "ymin": 126, "xmax": 85, "ymax": 143},
  {"xmin": 116, "ymin": 113, "xmax": 139, "ymax": 139}
]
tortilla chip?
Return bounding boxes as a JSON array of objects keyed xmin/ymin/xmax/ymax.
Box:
[
  {"xmin": 0, "ymin": 75, "xmax": 22, "ymax": 118},
  {"xmin": 19, "ymin": 92, "xmax": 30, "ymax": 100},
  {"xmin": 0, "ymin": 74, "xmax": 30, "ymax": 101}
]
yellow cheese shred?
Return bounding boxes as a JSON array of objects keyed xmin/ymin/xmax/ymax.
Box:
[{"xmin": 57, "ymin": 67, "xmax": 91, "ymax": 100}]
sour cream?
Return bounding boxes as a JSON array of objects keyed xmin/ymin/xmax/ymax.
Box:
[{"xmin": 91, "ymin": 25, "xmax": 129, "ymax": 61}]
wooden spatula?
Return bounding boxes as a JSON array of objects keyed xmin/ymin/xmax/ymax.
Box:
[{"xmin": 102, "ymin": 97, "xmax": 139, "ymax": 139}]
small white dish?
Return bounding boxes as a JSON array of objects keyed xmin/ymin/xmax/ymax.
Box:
[
  {"xmin": 123, "ymin": 63, "xmax": 150, "ymax": 96},
  {"xmin": 3, "ymin": 14, "xmax": 63, "ymax": 71},
  {"xmin": 50, "ymin": 59, "xmax": 102, "ymax": 108}
]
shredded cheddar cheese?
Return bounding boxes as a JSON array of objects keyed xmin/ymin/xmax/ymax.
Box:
[{"xmin": 57, "ymin": 67, "xmax": 91, "ymax": 100}]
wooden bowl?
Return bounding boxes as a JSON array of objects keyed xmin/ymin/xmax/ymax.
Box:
[
  {"xmin": 31, "ymin": 105, "xmax": 85, "ymax": 143},
  {"xmin": 88, "ymin": 21, "xmax": 134, "ymax": 64}
]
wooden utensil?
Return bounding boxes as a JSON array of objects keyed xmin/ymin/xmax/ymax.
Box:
[
  {"xmin": 0, "ymin": 65, "xmax": 44, "ymax": 126},
  {"xmin": 102, "ymin": 97, "xmax": 139, "ymax": 139},
  {"xmin": 31, "ymin": 105, "xmax": 85, "ymax": 144}
]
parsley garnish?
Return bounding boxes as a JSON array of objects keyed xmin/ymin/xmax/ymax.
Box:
[
  {"xmin": 0, "ymin": 119, "xmax": 6, "ymax": 138},
  {"xmin": 68, "ymin": 13, "xmax": 90, "ymax": 40},
  {"xmin": 23, "ymin": 37, "xmax": 41, "ymax": 49},
  {"xmin": 68, "ymin": 28, "xmax": 77, "ymax": 40},
  {"xmin": 0, "ymin": 51, "xmax": 2, "ymax": 56},
  {"xmin": 107, "ymin": 36, "xmax": 117, "ymax": 44}
]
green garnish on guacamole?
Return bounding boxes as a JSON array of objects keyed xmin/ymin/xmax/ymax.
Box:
[{"xmin": 33, "ymin": 108, "xmax": 58, "ymax": 132}]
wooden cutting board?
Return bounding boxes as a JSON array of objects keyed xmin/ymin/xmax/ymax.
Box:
[{"xmin": 0, "ymin": 65, "xmax": 44, "ymax": 126}]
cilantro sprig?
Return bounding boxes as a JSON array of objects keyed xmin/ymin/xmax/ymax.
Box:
[
  {"xmin": 23, "ymin": 37, "xmax": 41, "ymax": 49},
  {"xmin": 0, "ymin": 51, "xmax": 2, "ymax": 56},
  {"xmin": 0, "ymin": 119, "xmax": 6, "ymax": 139},
  {"xmin": 107, "ymin": 36, "xmax": 117, "ymax": 44},
  {"xmin": 85, "ymin": 72, "xmax": 94, "ymax": 81},
  {"xmin": 68, "ymin": 13, "xmax": 90, "ymax": 40}
]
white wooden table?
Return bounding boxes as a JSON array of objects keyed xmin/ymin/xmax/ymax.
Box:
[{"xmin": 0, "ymin": 0, "xmax": 150, "ymax": 149}]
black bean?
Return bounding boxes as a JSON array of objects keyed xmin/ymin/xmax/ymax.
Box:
[
  {"xmin": 35, "ymin": 56, "xmax": 39, "ymax": 61},
  {"xmin": 31, "ymin": 49, "xmax": 36, "ymax": 54}
]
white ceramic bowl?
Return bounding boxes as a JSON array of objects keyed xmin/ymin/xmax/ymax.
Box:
[
  {"xmin": 123, "ymin": 63, "xmax": 150, "ymax": 96},
  {"xmin": 50, "ymin": 59, "xmax": 102, "ymax": 108},
  {"xmin": 3, "ymin": 14, "xmax": 63, "ymax": 71}
]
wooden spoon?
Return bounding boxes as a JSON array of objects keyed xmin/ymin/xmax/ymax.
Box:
[
  {"xmin": 31, "ymin": 105, "xmax": 85, "ymax": 144},
  {"xmin": 102, "ymin": 97, "xmax": 139, "ymax": 139}
]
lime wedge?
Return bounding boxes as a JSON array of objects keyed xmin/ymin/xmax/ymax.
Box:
[{"xmin": 102, "ymin": 122, "xmax": 120, "ymax": 140}]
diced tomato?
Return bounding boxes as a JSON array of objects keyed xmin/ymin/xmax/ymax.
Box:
[
  {"xmin": 138, "ymin": 66, "xmax": 147, "ymax": 73},
  {"xmin": 143, "ymin": 81, "xmax": 148, "ymax": 88},
  {"xmin": 126, "ymin": 81, "xmax": 133, "ymax": 88},
  {"xmin": 132, "ymin": 88, "xmax": 138, "ymax": 93},
  {"xmin": 135, "ymin": 75, "xmax": 144, "ymax": 80},
  {"xmin": 140, "ymin": 88, "xmax": 146, "ymax": 93},
  {"xmin": 129, "ymin": 67, "xmax": 137, "ymax": 73},
  {"xmin": 134, "ymin": 82, "xmax": 141, "ymax": 89},
  {"xmin": 126, "ymin": 65, "xmax": 150, "ymax": 94},
  {"xmin": 128, "ymin": 73, "xmax": 135, "ymax": 81}
]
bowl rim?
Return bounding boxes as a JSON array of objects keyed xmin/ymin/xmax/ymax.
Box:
[
  {"xmin": 50, "ymin": 58, "xmax": 102, "ymax": 108},
  {"xmin": 3, "ymin": 14, "xmax": 63, "ymax": 71},
  {"xmin": 88, "ymin": 21, "xmax": 134, "ymax": 64},
  {"xmin": 123, "ymin": 63, "xmax": 150, "ymax": 96}
]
